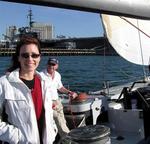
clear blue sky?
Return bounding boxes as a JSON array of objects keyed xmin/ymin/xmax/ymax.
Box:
[{"xmin": 0, "ymin": 1, "xmax": 104, "ymax": 39}]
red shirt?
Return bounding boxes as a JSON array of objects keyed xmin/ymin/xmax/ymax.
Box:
[
  {"xmin": 31, "ymin": 75, "xmax": 43, "ymax": 120},
  {"xmin": 31, "ymin": 75, "xmax": 44, "ymax": 143}
]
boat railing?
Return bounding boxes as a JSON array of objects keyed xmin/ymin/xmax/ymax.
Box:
[{"xmin": 62, "ymin": 76, "xmax": 147, "ymax": 96}]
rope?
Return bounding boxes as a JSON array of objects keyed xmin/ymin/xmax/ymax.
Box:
[
  {"xmin": 120, "ymin": 17, "xmax": 150, "ymax": 38},
  {"xmin": 65, "ymin": 93, "xmax": 88, "ymax": 129},
  {"xmin": 68, "ymin": 97, "xmax": 77, "ymax": 128},
  {"xmin": 137, "ymin": 20, "xmax": 147, "ymax": 78},
  {"xmin": 120, "ymin": 17, "xmax": 149, "ymax": 78}
]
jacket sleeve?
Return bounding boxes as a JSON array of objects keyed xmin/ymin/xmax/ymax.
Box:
[{"xmin": 0, "ymin": 81, "xmax": 24, "ymax": 144}]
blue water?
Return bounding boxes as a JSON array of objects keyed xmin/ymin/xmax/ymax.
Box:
[{"xmin": 0, "ymin": 56, "xmax": 148, "ymax": 92}]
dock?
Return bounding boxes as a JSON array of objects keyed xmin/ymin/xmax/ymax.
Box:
[{"xmin": 0, "ymin": 48, "xmax": 98, "ymax": 56}]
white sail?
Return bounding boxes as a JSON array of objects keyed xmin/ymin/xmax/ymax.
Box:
[{"xmin": 101, "ymin": 14, "xmax": 150, "ymax": 65}]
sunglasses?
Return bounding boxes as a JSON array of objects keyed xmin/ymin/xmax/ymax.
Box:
[
  {"xmin": 20, "ymin": 53, "xmax": 40, "ymax": 59},
  {"xmin": 48, "ymin": 63, "xmax": 56, "ymax": 66}
]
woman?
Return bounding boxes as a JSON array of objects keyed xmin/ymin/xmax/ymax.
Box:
[{"xmin": 0, "ymin": 36, "xmax": 57, "ymax": 144}]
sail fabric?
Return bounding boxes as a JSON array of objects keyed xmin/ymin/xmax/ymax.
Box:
[{"xmin": 101, "ymin": 14, "xmax": 150, "ymax": 65}]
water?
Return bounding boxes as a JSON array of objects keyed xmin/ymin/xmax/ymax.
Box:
[{"xmin": 0, "ymin": 56, "xmax": 148, "ymax": 92}]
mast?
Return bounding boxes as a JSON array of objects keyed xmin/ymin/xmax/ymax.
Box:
[{"xmin": 27, "ymin": 8, "xmax": 33, "ymax": 31}]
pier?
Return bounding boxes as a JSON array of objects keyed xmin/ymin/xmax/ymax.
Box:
[
  {"xmin": 0, "ymin": 48, "xmax": 15, "ymax": 56},
  {"xmin": 0, "ymin": 37, "xmax": 117, "ymax": 56},
  {"xmin": 0, "ymin": 48, "xmax": 98, "ymax": 56},
  {"xmin": 41, "ymin": 48, "xmax": 97, "ymax": 56}
]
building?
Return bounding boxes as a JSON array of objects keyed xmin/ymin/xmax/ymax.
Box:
[
  {"xmin": 6, "ymin": 26, "xmax": 17, "ymax": 41},
  {"xmin": 5, "ymin": 22, "xmax": 54, "ymax": 41},
  {"xmin": 31, "ymin": 23, "xmax": 54, "ymax": 40}
]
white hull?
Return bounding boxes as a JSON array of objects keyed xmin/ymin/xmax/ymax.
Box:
[{"xmin": 61, "ymin": 79, "xmax": 150, "ymax": 143}]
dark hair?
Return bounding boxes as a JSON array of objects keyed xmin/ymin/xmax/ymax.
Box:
[{"xmin": 7, "ymin": 36, "xmax": 41, "ymax": 72}]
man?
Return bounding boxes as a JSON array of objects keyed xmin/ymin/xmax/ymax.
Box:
[{"xmin": 40, "ymin": 57, "xmax": 78, "ymax": 139}]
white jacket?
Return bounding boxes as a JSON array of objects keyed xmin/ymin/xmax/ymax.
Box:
[{"xmin": 0, "ymin": 69, "xmax": 57, "ymax": 144}]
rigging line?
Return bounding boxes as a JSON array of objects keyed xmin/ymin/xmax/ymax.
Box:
[
  {"xmin": 120, "ymin": 17, "xmax": 150, "ymax": 39},
  {"xmin": 68, "ymin": 98, "xmax": 77, "ymax": 128},
  {"xmin": 120, "ymin": 17, "xmax": 148, "ymax": 78},
  {"xmin": 137, "ymin": 20, "xmax": 147, "ymax": 78},
  {"xmin": 149, "ymin": 57, "xmax": 150, "ymax": 73},
  {"xmin": 106, "ymin": 76, "xmax": 139, "ymax": 85},
  {"xmin": 118, "ymin": 69, "xmax": 140, "ymax": 79},
  {"xmin": 90, "ymin": 45, "xmax": 105, "ymax": 50},
  {"xmin": 100, "ymin": 14, "xmax": 107, "ymax": 89}
]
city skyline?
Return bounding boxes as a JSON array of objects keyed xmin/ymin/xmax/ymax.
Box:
[{"xmin": 0, "ymin": 1, "xmax": 104, "ymax": 40}]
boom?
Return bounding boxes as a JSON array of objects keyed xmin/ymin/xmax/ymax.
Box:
[{"xmin": 1, "ymin": 0, "xmax": 150, "ymax": 19}]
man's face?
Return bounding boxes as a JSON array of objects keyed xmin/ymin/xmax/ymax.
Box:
[{"xmin": 47, "ymin": 63, "xmax": 58, "ymax": 74}]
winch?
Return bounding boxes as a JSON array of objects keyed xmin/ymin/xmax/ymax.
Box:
[{"xmin": 61, "ymin": 92, "xmax": 105, "ymax": 128}]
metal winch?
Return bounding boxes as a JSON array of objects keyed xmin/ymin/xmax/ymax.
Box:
[{"xmin": 62, "ymin": 92, "xmax": 103, "ymax": 128}]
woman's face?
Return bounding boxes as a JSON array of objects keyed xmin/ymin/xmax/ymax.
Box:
[{"xmin": 18, "ymin": 44, "xmax": 41, "ymax": 73}]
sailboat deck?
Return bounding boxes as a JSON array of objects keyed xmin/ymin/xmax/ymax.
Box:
[{"xmin": 110, "ymin": 131, "xmax": 143, "ymax": 144}]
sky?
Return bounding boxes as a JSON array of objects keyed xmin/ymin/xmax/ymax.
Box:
[{"xmin": 0, "ymin": 1, "xmax": 104, "ymax": 39}]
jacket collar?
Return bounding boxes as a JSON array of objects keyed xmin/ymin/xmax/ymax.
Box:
[
  {"xmin": 7, "ymin": 69, "xmax": 41, "ymax": 83},
  {"xmin": 7, "ymin": 69, "xmax": 21, "ymax": 83}
]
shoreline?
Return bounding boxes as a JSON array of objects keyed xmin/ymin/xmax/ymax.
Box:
[{"xmin": 0, "ymin": 48, "xmax": 117, "ymax": 56}]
